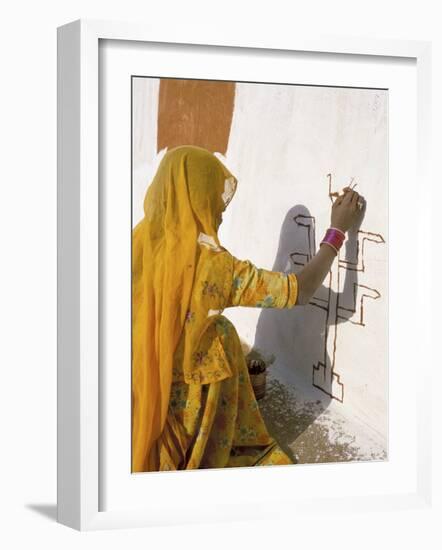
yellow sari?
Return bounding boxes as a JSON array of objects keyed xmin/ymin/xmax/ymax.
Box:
[{"xmin": 132, "ymin": 145, "xmax": 298, "ymax": 472}]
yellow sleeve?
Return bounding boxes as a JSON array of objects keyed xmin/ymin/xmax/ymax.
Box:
[{"xmin": 227, "ymin": 256, "xmax": 298, "ymax": 308}]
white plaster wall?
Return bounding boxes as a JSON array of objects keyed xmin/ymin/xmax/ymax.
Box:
[
  {"xmin": 219, "ymin": 83, "xmax": 388, "ymax": 447},
  {"xmin": 132, "ymin": 78, "xmax": 388, "ymax": 451}
]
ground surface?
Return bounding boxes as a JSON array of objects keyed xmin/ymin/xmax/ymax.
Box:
[{"xmin": 258, "ymin": 369, "xmax": 387, "ymax": 464}]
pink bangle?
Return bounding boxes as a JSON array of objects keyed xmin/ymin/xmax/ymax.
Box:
[
  {"xmin": 329, "ymin": 226, "xmax": 346, "ymax": 238},
  {"xmin": 320, "ymin": 227, "xmax": 346, "ymax": 256}
]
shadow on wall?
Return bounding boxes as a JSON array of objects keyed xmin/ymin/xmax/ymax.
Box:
[{"xmin": 253, "ymin": 205, "xmax": 359, "ymax": 461}]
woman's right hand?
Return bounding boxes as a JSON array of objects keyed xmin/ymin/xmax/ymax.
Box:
[{"xmin": 330, "ymin": 187, "xmax": 364, "ymax": 233}]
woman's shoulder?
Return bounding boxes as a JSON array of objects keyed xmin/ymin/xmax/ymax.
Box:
[
  {"xmin": 198, "ymin": 241, "xmax": 234, "ymax": 263},
  {"xmin": 195, "ymin": 246, "xmax": 234, "ymax": 289}
]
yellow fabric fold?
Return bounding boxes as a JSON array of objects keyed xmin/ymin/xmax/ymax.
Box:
[{"xmin": 132, "ymin": 145, "xmax": 237, "ymax": 473}]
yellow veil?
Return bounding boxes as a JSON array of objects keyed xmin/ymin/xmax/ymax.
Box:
[{"xmin": 132, "ymin": 145, "xmax": 238, "ymax": 472}]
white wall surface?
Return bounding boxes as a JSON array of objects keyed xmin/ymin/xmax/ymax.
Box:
[
  {"xmin": 220, "ymin": 83, "xmax": 388, "ymax": 442},
  {"xmin": 1, "ymin": 1, "xmax": 441, "ymax": 548}
]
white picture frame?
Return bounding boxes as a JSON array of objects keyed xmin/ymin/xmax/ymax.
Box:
[{"xmin": 57, "ymin": 18, "xmax": 432, "ymax": 531}]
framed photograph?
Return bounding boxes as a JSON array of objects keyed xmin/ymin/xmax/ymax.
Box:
[{"xmin": 57, "ymin": 19, "xmax": 432, "ymax": 530}]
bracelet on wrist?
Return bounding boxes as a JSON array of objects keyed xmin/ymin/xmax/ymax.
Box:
[
  {"xmin": 329, "ymin": 226, "xmax": 346, "ymax": 237},
  {"xmin": 320, "ymin": 227, "xmax": 346, "ymax": 256}
]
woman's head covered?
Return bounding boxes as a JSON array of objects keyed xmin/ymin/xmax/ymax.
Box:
[
  {"xmin": 132, "ymin": 145, "xmax": 238, "ymax": 472},
  {"xmin": 143, "ymin": 145, "xmax": 237, "ymax": 243}
]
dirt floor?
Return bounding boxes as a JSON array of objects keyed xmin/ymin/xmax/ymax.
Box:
[{"xmin": 258, "ymin": 373, "xmax": 387, "ymax": 464}]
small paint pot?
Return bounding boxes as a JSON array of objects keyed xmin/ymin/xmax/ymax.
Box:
[{"xmin": 247, "ymin": 359, "xmax": 267, "ymax": 400}]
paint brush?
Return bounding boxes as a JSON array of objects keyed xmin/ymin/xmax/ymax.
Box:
[{"xmin": 330, "ymin": 181, "xmax": 358, "ymax": 198}]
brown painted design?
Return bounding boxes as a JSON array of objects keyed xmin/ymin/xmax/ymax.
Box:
[
  {"xmin": 290, "ymin": 174, "xmax": 386, "ymax": 403},
  {"xmin": 157, "ymin": 79, "xmax": 236, "ymax": 154}
]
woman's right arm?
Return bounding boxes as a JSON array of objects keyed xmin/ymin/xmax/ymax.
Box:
[
  {"xmin": 296, "ymin": 187, "xmax": 363, "ymax": 305},
  {"xmin": 295, "ymin": 244, "xmax": 336, "ymax": 305},
  {"xmin": 226, "ymin": 187, "xmax": 363, "ymax": 309}
]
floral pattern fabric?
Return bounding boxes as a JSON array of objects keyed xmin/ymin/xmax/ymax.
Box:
[
  {"xmin": 228, "ymin": 257, "xmax": 299, "ymax": 309},
  {"xmin": 152, "ymin": 255, "xmax": 299, "ymax": 470}
]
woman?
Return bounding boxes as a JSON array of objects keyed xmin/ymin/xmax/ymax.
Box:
[{"xmin": 132, "ymin": 145, "xmax": 362, "ymax": 472}]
